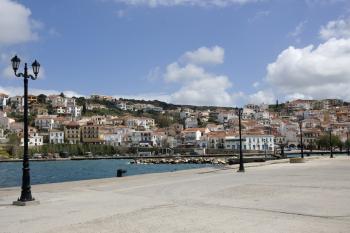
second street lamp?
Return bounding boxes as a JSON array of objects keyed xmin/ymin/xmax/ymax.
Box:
[
  {"xmin": 11, "ymin": 55, "xmax": 40, "ymax": 206},
  {"xmin": 329, "ymin": 128, "xmax": 334, "ymax": 159},
  {"xmin": 347, "ymin": 132, "xmax": 349, "ymax": 156},
  {"xmin": 237, "ymin": 108, "xmax": 245, "ymax": 172},
  {"xmin": 298, "ymin": 114, "xmax": 304, "ymax": 159}
]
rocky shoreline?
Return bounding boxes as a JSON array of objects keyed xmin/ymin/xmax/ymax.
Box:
[{"xmin": 130, "ymin": 156, "xmax": 269, "ymax": 165}]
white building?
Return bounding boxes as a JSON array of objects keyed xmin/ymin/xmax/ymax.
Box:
[
  {"xmin": 54, "ymin": 107, "xmax": 66, "ymax": 114},
  {"xmin": 116, "ymin": 102, "xmax": 127, "ymax": 111},
  {"xmin": 242, "ymin": 108, "xmax": 255, "ymax": 120},
  {"xmin": 104, "ymin": 133, "xmax": 123, "ymax": 146},
  {"xmin": 125, "ymin": 117, "xmax": 155, "ymax": 130},
  {"xmin": 254, "ymin": 111, "xmax": 270, "ymax": 120},
  {"xmin": 224, "ymin": 134, "xmax": 274, "ymax": 151},
  {"xmin": 180, "ymin": 108, "xmax": 193, "ymax": 119},
  {"xmin": 185, "ymin": 117, "xmax": 198, "ymax": 129},
  {"xmin": 35, "ymin": 115, "xmax": 58, "ymax": 130},
  {"xmin": 21, "ymin": 133, "xmax": 43, "ymax": 147},
  {"xmin": 217, "ymin": 111, "xmax": 237, "ymax": 124},
  {"xmin": 0, "ymin": 112, "xmax": 15, "ymax": 129},
  {"xmin": 182, "ymin": 128, "xmax": 209, "ymax": 145},
  {"xmin": 49, "ymin": 95, "xmax": 67, "ymax": 108},
  {"xmin": 67, "ymin": 106, "xmax": 82, "ymax": 118},
  {"xmin": 0, "ymin": 93, "xmax": 9, "ymax": 109},
  {"xmin": 49, "ymin": 130, "xmax": 65, "ymax": 144}
]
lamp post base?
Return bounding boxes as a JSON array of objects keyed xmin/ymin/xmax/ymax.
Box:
[
  {"xmin": 13, "ymin": 200, "xmax": 40, "ymax": 206},
  {"xmin": 237, "ymin": 167, "xmax": 245, "ymax": 172}
]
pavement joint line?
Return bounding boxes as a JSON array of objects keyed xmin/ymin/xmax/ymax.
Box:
[
  {"xmin": 241, "ymin": 183, "xmax": 350, "ymax": 190},
  {"xmin": 181, "ymin": 200, "xmax": 350, "ymax": 221}
]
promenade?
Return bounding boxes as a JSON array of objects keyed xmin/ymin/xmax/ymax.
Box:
[{"xmin": 1, "ymin": 157, "xmax": 350, "ymax": 233}]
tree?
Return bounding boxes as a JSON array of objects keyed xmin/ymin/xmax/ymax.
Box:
[
  {"xmin": 59, "ymin": 92, "xmax": 65, "ymax": 98},
  {"xmin": 317, "ymin": 134, "xmax": 343, "ymax": 149},
  {"xmin": 37, "ymin": 94, "xmax": 47, "ymax": 104},
  {"xmin": 8, "ymin": 133, "xmax": 20, "ymax": 146},
  {"xmin": 76, "ymin": 97, "xmax": 86, "ymax": 106}
]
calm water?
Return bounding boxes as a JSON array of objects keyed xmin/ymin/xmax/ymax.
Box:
[{"xmin": 0, "ymin": 159, "xmax": 214, "ymax": 188}]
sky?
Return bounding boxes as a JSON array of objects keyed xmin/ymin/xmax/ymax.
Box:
[{"xmin": 1, "ymin": 0, "xmax": 350, "ymax": 107}]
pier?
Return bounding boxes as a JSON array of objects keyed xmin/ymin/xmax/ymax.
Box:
[{"xmin": 1, "ymin": 157, "xmax": 350, "ymax": 233}]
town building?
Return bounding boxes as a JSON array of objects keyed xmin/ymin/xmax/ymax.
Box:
[
  {"xmin": 49, "ymin": 130, "xmax": 65, "ymax": 144},
  {"xmin": 64, "ymin": 122, "xmax": 81, "ymax": 144},
  {"xmin": 81, "ymin": 122, "xmax": 104, "ymax": 144}
]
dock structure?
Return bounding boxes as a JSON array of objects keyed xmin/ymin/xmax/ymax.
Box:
[{"xmin": 1, "ymin": 157, "xmax": 350, "ymax": 233}]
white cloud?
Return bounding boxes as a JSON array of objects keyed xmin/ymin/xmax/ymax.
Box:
[
  {"xmin": 116, "ymin": 9, "xmax": 126, "ymax": 18},
  {"xmin": 181, "ymin": 46, "xmax": 224, "ymax": 65},
  {"xmin": 170, "ymin": 74, "xmax": 234, "ymax": 106},
  {"xmin": 248, "ymin": 10, "xmax": 270, "ymax": 22},
  {"xmin": 252, "ymin": 81, "xmax": 260, "ymax": 88},
  {"xmin": 305, "ymin": 0, "xmax": 347, "ymax": 6},
  {"xmin": 146, "ymin": 45, "xmax": 279, "ymax": 106},
  {"xmin": 289, "ymin": 21, "xmax": 307, "ymax": 38},
  {"xmin": 320, "ymin": 18, "xmax": 350, "ymax": 40},
  {"xmin": 48, "ymin": 28, "xmax": 61, "ymax": 37},
  {"xmin": 146, "ymin": 66, "xmax": 161, "ymax": 81},
  {"xmin": 113, "ymin": 0, "xmax": 260, "ymax": 7},
  {"xmin": 266, "ymin": 38, "xmax": 350, "ymax": 101},
  {"xmin": 159, "ymin": 46, "xmax": 238, "ymax": 106},
  {"xmin": 247, "ymin": 90, "xmax": 275, "ymax": 104},
  {"xmin": 164, "ymin": 63, "xmax": 211, "ymax": 82},
  {"xmin": 0, "ymin": 0, "xmax": 40, "ymax": 45}
]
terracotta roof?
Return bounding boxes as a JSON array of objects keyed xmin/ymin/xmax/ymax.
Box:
[{"xmin": 183, "ymin": 127, "xmax": 208, "ymax": 132}]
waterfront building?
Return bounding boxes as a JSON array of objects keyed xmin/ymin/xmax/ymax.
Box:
[
  {"xmin": 302, "ymin": 129, "xmax": 321, "ymax": 148},
  {"xmin": 81, "ymin": 122, "xmax": 104, "ymax": 144},
  {"xmin": 224, "ymin": 133, "xmax": 274, "ymax": 151},
  {"xmin": 49, "ymin": 129, "xmax": 65, "ymax": 144},
  {"xmin": 20, "ymin": 132, "xmax": 43, "ymax": 147},
  {"xmin": 206, "ymin": 131, "xmax": 228, "ymax": 149},
  {"xmin": 64, "ymin": 122, "xmax": 81, "ymax": 144},
  {"xmin": 181, "ymin": 128, "xmax": 209, "ymax": 145}
]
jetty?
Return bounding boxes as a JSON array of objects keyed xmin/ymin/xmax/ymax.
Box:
[{"xmin": 1, "ymin": 156, "xmax": 350, "ymax": 232}]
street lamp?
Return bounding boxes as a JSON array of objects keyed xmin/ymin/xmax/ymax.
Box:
[
  {"xmin": 298, "ymin": 115, "xmax": 304, "ymax": 159},
  {"xmin": 347, "ymin": 132, "xmax": 349, "ymax": 156},
  {"xmin": 329, "ymin": 128, "xmax": 333, "ymax": 159},
  {"xmin": 237, "ymin": 108, "xmax": 244, "ymax": 172},
  {"xmin": 11, "ymin": 55, "xmax": 40, "ymax": 206}
]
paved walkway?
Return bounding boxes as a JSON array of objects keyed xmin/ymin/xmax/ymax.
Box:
[{"xmin": 1, "ymin": 157, "xmax": 350, "ymax": 233}]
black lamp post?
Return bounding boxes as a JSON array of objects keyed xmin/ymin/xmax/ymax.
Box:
[
  {"xmin": 237, "ymin": 108, "xmax": 245, "ymax": 172},
  {"xmin": 329, "ymin": 128, "xmax": 333, "ymax": 159},
  {"xmin": 11, "ymin": 55, "xmax": 40, "ymax": 206},
  {"xmin": 298, "ymin": 115, "xmax": 304, "ymax": 159},
  {"xmin": 347, "ymin": 132, "xmax": 349, "ymax": 156}
]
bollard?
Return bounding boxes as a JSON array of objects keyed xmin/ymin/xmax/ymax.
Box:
[{"xmin": 116, "ymin": 169, "xmax": 127, "ymax": 177}]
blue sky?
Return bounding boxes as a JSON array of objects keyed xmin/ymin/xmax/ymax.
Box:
[{"xmin": 1, "ymin": 0, "xmax": 350, "ymax": 106}]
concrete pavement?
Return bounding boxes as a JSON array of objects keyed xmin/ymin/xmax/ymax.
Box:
[{"xmin": 0, "ymin": 157, "xmax": 350, "ymax": 233}]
